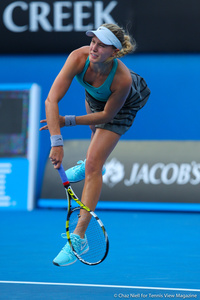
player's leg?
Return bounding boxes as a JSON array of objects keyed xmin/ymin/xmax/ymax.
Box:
[
  {"xmin": 73, "ymin": 128, "xmax": 120, "ymax": 237},
  {"xmin": 85, "ymin": 128, "xmax": 120, "ymax": 210}
]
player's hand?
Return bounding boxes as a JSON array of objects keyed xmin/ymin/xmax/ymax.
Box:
[
  {"xmin": 49, "ymin": 146, "xmax": 64, "ymax": 169},
  {"xmin": 40, "ymin": 116, "xmax": 65, "ymax": 131}
]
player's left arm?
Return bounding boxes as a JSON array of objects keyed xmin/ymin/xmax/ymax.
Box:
[{"xmin": 102, "ymin": 71, "xmax": 132, "ymax": 121}]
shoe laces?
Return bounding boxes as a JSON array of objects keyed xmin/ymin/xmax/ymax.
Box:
[{"xmin": 61, "ymin": 233, "xmax": 82, "ymax": 253}]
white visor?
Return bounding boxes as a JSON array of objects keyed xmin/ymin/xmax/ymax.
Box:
[{"xmin": 86, "ymin": 26, "xmax": 122, "ymax": 50}]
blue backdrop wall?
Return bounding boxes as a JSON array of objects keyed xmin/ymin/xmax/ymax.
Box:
[{"xmin": 0, "ymin": 54, "xmax": 200, "ymax": 200}]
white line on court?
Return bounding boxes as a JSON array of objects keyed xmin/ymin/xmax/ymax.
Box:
[{"xmin": 0, "ymin": 281, "xmax": 199, "ymax": 292}]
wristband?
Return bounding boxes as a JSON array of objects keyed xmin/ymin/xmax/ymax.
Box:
[
  {"xmin": 65, "ymin": 115, "xmax": 76, "ymax": 127},
  {"xmin": 50, "ymin": 135, "xmax": 64, "ymax": 147}
]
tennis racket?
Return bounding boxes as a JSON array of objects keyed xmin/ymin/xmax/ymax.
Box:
[{"xmin": 57, "ymin": 164, "xmax": 109, "ymax": 266}]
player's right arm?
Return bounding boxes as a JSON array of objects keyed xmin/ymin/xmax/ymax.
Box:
[{"xmin": 45, "ymin": 46, "xmax": 89, "ymax": 168}]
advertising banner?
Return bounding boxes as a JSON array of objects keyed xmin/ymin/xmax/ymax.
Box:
[
  {"xmin": 39, "ymin": 140, "xmax": 200, "ymax": 208},
  {"xmin": 0, "ymin": 0, "xmax": 200, "ymax": 53}
]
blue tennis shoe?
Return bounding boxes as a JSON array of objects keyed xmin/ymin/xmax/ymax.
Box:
[
  {"xmin": 65, "ymin": 159, "xmax": 106, "ymax": 183},
  {"xmin": 53, "ymin": 233, "xmax": 89, "ymax": 267}
]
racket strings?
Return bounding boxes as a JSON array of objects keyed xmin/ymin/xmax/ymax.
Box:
[{"xmin": 68, "ymin": 208, "xmax": 108, "ymax": 264}]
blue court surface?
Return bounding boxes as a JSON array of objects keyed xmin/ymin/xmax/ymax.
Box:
[{"xmin": 0, "ymin": 209, "xmax": 200, "ymax": 299}]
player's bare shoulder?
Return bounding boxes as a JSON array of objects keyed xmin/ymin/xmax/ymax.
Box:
[
  {"xmin": 68, "ymin": 46, "xmax": 89, "ymax": 71},
  {"xmin": 117, "ymin": 60, "xmax": 132, "ymax": 84},
  {"xmin": 63, "ymin": 46, "xmax": 89, "ymax": 77},
  {"xmin": 112, "ymin": 59, "xmax": 132, "ymax": 92}
]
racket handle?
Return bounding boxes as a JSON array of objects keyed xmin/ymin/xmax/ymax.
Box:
[{"xmin": 57, "ymin": 164, "xmax": 69, "ymax": 185}]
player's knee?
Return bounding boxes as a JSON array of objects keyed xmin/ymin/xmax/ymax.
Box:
[{"xmin": 85, "ymin": 157, "xmax": 102, "ymax": 177}]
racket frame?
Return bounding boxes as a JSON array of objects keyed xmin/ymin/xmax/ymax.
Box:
[{"xmin": 58, "ymin": 164, "xmax": 109, "ymax": 266}]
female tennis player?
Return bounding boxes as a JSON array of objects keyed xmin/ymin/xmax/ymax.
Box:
[{"xmin": 40, "ymin": 23, "xmax": 150, "ymax": 266}]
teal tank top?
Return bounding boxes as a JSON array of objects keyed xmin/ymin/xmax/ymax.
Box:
[{"xmin": 75, "ymin": 57, "xmax": 118, "ymax": 102}]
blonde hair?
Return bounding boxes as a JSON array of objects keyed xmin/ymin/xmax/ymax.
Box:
[{"xmin": 101, "ymin": 23, "xmax": 136, "ymax": 60}]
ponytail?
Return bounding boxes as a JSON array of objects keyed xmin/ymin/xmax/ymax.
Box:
[{"xmin": 101, "ymin": 23, "xmax": 136, "ymax": 58}]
